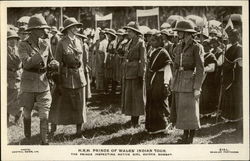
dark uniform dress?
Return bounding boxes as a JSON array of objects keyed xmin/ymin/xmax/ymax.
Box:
[
  {"xmin": 199, "ymin": 52, "xmax": 217, "ymax": 115},
  {"xmin": 49, "ymin": 36, "xmax": 87, "ymax": 125},
  {"xmin": 145, "ymin": 47, "xmax": 172, "ymax": 133},
  {"xmin": 171, "ymin": 40, "xmax": 204, "ymax": 130},
  {"xmin": 121, "ymin": 37, "xmax": 146, "ymax": 116},
  {"xmin": 212, "ymin": 47, "xmax": 224, "ymax": 107},
  {"xmin": 220, "ymin": 42, "xmax": 242, "ymax": 121}
]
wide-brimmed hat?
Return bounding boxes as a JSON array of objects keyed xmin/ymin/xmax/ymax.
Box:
[
  {"xmin": 26, "ymin": 14, "xmax": 50, "ymax": 31},
  {"xmin": 116, "ymin": 29, "xmax": 126, "ymax": 35},
  {"xmin": 173, "ymin": 20, "xmax": 196, "ymax": 33},
  {"xmin": 7, "ymin": 30, "xmax": 20, "ymax": 40},
  {"xmin": 105, "ymin": 28, "xmax": 117, "ymax": 37},
  {"xmin": 161, "ymin": 29, "xmax": 176, "ymax": 36},
  {"xmin": 61, "ymin": 17, "xmax": 82, "ymax": 33},
  {"xmin": 76, "ymin": 33, "xmax": 88, "ymax": 39},
  {"xmin": 123, "ymin": 21, "xmax": 142, "ymax": 35}
]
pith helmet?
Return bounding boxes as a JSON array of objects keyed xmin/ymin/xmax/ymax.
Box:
[
  {"xmin": 26, "ymin": 14, "xmax": 50, "ymax": 31},
  {"xmin": 123, "ymin": 21, "xmax": 142, "ymax": 35},
  {"xmin": 7, "ymin": 30, "xmax": 20, "ymax": 40},
  {"xmin": 61, "ymin": 17, "xmax": 82, "ymax": 33},
  {"xmin": 173, "ymin": 20, "xmax": 196, "ymax": 33}
]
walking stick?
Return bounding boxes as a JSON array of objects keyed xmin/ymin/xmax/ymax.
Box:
[{"xmin": 215, "ymin": 16, "xmax": 226, "ymax": 123}]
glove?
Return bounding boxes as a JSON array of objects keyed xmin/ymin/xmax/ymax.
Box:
[
  {"xmin": 48, "ymin": 60, "xmax": 59, "ymax": 71},
  {"xmin": 194, "ymin": 89, "xmax": 201, "ymax": 100},
  {"xmin": 163, "ymin": 84, "xmax": 171, "ymax": 97}
]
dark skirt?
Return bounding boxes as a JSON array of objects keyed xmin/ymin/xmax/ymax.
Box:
[
  {"xmin": 121, "ymin": 78, "xmax": 146, "ymax": 116},
  {"xmin": 49, "ymin": 86, "xmax": 86, "ymax": 125},
  {"xmin": 171, "ymin": 92, "xmax": 200, "ymax": 130},
  {"xmin": 145, "ymin": 72, "xmax": 170, "ymax": 132},
  {"xmin": 200, "ymin": 73, "xmax": 217, "ymax": 115}
]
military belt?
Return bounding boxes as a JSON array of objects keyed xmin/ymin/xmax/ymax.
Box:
[{"xmin": 24, "ymin": 68, "xmax": 47, "ymax": 74}]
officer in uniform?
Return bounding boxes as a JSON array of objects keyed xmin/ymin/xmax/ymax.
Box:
[
  {"xmin": 7, "ymin": 30, "xmax": 22, "ymax": 124},
  {"xmin": 171, "ymin": 20, "xmax": 205, "ymax": 144},
  {"xmin": 18, "ymin": 14, "xmax": 59, "ymax": 145}
]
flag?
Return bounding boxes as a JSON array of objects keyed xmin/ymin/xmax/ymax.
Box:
[
  {"xmin": 224, "ymin": 16, "xmax": 234, "ymax": 35},
  {"xmin": 136, "ymin": 8, "xmax": 159, "ymax": 17},
  {"xmin": 95, "ymin": 13, "xmax": 112, "ymax": 21}
]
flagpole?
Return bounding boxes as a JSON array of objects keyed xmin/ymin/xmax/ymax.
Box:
[{"xmin": 157, "ymin": 8, "xmax": 160, "ymax": 30}]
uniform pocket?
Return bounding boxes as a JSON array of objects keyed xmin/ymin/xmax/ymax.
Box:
[{"xmin": 125, "ymin": 62, "xmax": 139, "ymax": 79}]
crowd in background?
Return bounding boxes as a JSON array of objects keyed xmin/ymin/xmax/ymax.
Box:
[{"xmin": 7, "ymin": 12, "xmax": 242, "ymax": 145}]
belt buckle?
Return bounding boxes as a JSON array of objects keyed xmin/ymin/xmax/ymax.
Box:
[{"xmin": 179, "ymin": 67, "xmax": 184, "ymax": 71}]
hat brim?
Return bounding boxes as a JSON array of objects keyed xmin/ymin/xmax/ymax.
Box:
[
  {"xmin": 7, "ymin": 36, "xmax": 20, "ymax": 40},
  {"xmin": 61, "ymin": 23, "xmax": 82, "ymax": 33},
  {"xmin": 26, "ymin": 25, "xmax": 50, "ymax": 31},
  {"xmin": 173, "ymin": 28, "xmax": 196, "ymax": 33},
  {"xmin": 76, "ymin": 33, "xmax": 87, "ymax": 39},
  {"xmin": 106, "ymin": 31, "xmax": 117, "ymax": 37},
  {"xmin": 123, "ymin": 26, "xmax": 142, "ymax": 35}
]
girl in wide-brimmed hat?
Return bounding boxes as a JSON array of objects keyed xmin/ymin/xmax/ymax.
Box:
[
  {"xmin": 171, "ymin": 20, "xmax": 205, "ymax": 144},
  {"xmin": 121, "ymin": 21, "xmax": 147, "ymax": 127},
  {"xmin": 48, "ymin": 17, "xmax": 87, "ymax": 138}
]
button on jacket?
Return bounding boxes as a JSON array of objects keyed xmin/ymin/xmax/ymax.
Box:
[
  {"xmin": 171, "ymin": 40, "xmax": 205, "ymax": 92},
  {"xmin": 56, "ymin": 36, "xmax": 87, "ymax": 89},
  {"xmin": 18, "ymin": 36, "xmax": 54, "ymax": 93},
  {"xmin": 124, "ymin": 37, "xmax": 147, "ymax": 80}
]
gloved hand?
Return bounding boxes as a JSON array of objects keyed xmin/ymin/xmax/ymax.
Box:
[
  {"xmin": 163, "ymin": 84, "xmax": 171, "ymax": 97},
  {"xmin": 194, "ymin": 89, "xmax": 201, "ymax": 100},
  {"xmin": 48, "ymin": 60, "xmax": 59, "ymax": 71}
]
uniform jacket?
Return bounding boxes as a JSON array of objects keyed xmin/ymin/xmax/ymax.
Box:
[
  {"xmin": 171, "ymin": 39, "xmax": 205, "ymax": 92},
  {"xmin": 56, "ymin": 35, "xmax": 87, "ymax": 89},
  {"xmin": 18, "ymin": 36, "xmax": 53, "ymax": 92},
  {"xmin": 124, "ymin": 37, "xmax": 147, "ymax": 80},
  {"xmin": 7, "ymin": 46, "xmax": 22, "ymax": 89}
]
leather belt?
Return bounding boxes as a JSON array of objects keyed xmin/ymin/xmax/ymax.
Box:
[
  {"xmin": 24, "ymin": 68, "xmax": 47, "ymax": 74},
  {"xmin": 178, "ymin": 66, "xmax": 194, "ymax": 71},
  {"xmin": 125, "ymin": 59, "xmax": 141, "ymax": 63},
  {"xmin": 7, "ymin": 68, "xmax": 21, "ymax": 72}
]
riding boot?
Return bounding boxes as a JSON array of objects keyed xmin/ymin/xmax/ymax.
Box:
[
  {"xmin": 40, "ymin": 119, "xmax": 49, "ymax": 145},
  {"xmin": 187, "ymin": 130, "xmax": 195, "ymax": 144},
  {"xmin": 23, "ymin": 118, "xmax": 31, "ymax": 139}
]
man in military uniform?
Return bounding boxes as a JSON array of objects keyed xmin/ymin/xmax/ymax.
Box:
[
  {"xmin": 7, "ymin": 30, "xmax": 22, "ymax": 124},
  {"xmin": 18, "ymin": 14, "xmax": 59, "ymax": 145}
]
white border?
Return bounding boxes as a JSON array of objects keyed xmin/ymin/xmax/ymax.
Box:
[{"xmin": 1, "ymin": 1, "xmax": 249, "ymax": 160}]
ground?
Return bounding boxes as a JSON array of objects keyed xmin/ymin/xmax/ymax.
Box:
[{"xmin": 7, "ymin": 90, "xmax": 243, "ymax": 145}]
